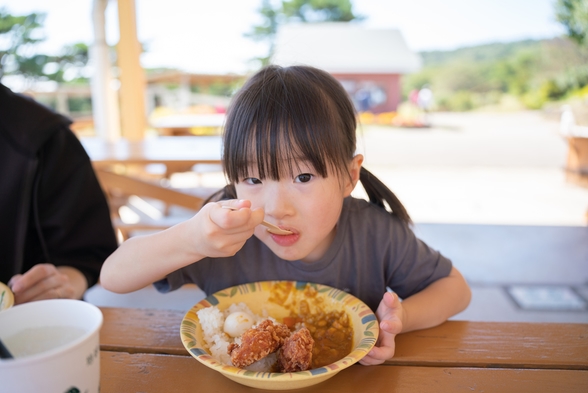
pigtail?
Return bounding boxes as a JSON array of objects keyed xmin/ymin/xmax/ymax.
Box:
[{"xmin": 359, "ymin": 167, "xmax": 412, "ymax": 225}]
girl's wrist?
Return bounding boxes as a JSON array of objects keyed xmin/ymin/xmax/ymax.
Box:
[{"xmin": 175, "ymin": 219, "xmax": 207, "ymax": 262}]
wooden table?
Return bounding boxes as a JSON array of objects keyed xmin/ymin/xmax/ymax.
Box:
[
  {"xmin": 81, "ymin": 135, "xmax": 222, "ymax": 176},
  {"xmin": 99, "ymin": 307, "xmax": 588, "ymax": 392},
  {"xmin": 81, "ymin": 136, "xmax": 223, "ymax": 237},
  {"xmin": 150, "ymin": 113, "xmax": 225, "ymax": 136}
]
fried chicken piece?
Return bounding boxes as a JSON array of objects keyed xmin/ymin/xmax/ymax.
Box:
[
  {"xmin": 228, "ymin": 319, "xmax": 291, "ymax": 368},
  {"xmin": 278, "ymin": 328, "xmax": 314, "ymax": 372}
]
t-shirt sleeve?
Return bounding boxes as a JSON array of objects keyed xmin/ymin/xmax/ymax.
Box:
[
  {"xmin": 153, "ymin": 269, "xmax": 190, "ymax": 293},
  {"xmin": 385, "ymin": 220, "xmax": 453, "ymax": 299},
  {"xmin": 153, "ymin": 277, "xmax": 172, "ymax": 293}
]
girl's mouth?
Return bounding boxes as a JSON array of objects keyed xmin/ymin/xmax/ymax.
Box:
[{"xmin": 269, "ymin": 231, "xmax": 299, "ymax": 246}]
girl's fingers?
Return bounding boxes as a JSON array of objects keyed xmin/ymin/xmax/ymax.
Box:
[
  {"xmin": 359, "ymin": 319, "xmax": 399, "ymax": 365},
  {"xmin": 219, "ymin": 199, "xmax": 251, "ymax": 210},
  {"xmin": 361, "ymin": 291, "xmax": 404, "ymax": 365},
  {"xmin": 211, "ymin": 202, "xmax": 264, "ymax": 232},
  {"xmin": 375, "ymin": 319, "xmax": 398, "ymax": 346},
  {"xmin": 382, "ymin": 291, "xmax": 399, "ymax": 309},
  {"xmin": 380, "ymin": 317, "xmax": 403, "ymax": 335},
  {"xmin": 359, "ymin": 344, "xmax": 395, "ymax": 365}
]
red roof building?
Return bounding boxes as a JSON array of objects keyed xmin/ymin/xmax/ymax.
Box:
[{"xmin": 272, "ymin": 23, "xmax": 421, "ymax": 113}]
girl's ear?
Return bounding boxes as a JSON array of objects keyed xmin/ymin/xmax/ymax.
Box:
[{"xmin": 344, "ymin": 154, "xmax": 364, "ymax": 197}]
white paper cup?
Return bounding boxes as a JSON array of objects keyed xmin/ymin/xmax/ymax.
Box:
[{"xmin": 0, "ymin": 299, "xmax": 103, "ymax": 393}]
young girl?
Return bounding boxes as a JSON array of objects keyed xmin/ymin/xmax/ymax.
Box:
[{"xmin": 100, "ymin": 65, "xmax": 471, "ymax": 365}]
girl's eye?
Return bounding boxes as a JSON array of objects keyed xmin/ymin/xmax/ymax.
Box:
[
  {"xmin": 295, "ymin": 173, "xmax": 313, "ymax": 183},
  {"xmin": 244, "ymin": 177, "xmax": 262, "ymax": 185}
]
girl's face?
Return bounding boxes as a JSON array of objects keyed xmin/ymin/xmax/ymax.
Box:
[{"xmin": 234, "ymin": 155, "xmax": 363, "ymax": 262}]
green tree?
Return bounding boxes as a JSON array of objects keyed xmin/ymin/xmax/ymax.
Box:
[
  {"xmin": 245, "ymin": 0, "xmax": 281, "ymax": 65},
  {"xmin": 246, "ymin": 0, "xmax": 363, "ymax": 66},
  {"xmin": 282, "ymin": 0, "xmax": 358, "ymax": 22},
  {"xmin": 556, "ymin": 0, "xmax": 588, "ymax": 46},
  {"xmin": 0, "ymin": 9, "xmax": 90, "ymax": 85},
  {"xmin": 404, "ymin": 38, "xmax": 588, "ymax": 111},
  {"xmin": 0, "ymin": 8, "xmax": 45, "ymax": 80},
  {"xmin": 46, "ymin": 43, "xmax": 90, "ymax": 83}
]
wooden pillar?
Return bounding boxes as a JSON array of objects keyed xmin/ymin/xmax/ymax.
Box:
[
  {"xmin": 117, "ymin": 0, "xmax": 146, "ymax": 140},
  {"xmin": 91, "ymin": 0, "xmax": 120, "ymax": 141}
]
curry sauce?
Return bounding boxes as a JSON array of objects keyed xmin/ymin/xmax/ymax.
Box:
[
  {"xmin": 269, "ymin": 282, "xmax": 354, "ymax": 369},
  {"xmin": 298, "ymin": 301, "xmax": 353, "ymax": 368}
]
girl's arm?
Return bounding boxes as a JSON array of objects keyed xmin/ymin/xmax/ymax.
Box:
[
  {"xmin": 99, "ymin": 200, "xmax": 264, "ymax": 293},
  {"xmin": 400, "ymin": 266, "xmax": 471, "ymax": 332},
  {"xmin": 360, "ymin": 266, "xmax": 471, "ymax": 365}
]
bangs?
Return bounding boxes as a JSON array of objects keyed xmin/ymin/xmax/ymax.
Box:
[{"xmin": 223, "ymin": 66, "xmax": 356, "ymax": 183}]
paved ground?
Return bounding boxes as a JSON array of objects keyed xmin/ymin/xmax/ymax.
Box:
[
  {"xmin": 357, "ymin": 111, "xmax": 587, "ymax": 226},
  {"xmin": 87, "ymin": 111, "xmax": 588, "ymax": 323}
]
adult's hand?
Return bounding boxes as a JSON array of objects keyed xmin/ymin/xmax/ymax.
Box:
[{"xmin": 8, "ymin": 264, "xmax": 87, "ymax": 304}]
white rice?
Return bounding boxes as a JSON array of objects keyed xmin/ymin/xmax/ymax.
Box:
[{"xmin": 197, "ymin": 303, "xmax": 278, "ymax": 371}]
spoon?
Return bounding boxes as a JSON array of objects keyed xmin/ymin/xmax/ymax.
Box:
[
  {"xmin": 221, "ymin": 206, "xmax": 293, "ymax": 235},
  {"xmin": 0, "ymin": 338, "xmax": 14, "ymax": 359}
]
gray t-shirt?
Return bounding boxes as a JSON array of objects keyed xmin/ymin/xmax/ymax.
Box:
[{"xmin": 155, "ymin": 197, "xmax": 452, "ymax": 311}]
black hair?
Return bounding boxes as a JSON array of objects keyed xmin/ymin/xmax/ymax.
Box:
[{"xmin": 209, "ymin": 65, "xmax": 411, "ymax": 225}]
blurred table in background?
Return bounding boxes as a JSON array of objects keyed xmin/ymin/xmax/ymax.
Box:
[
  {"xmin": 81, "ymin": 135, "xmax": 222, "ymax": 173},
  {"xmin": 150, "ymin": 113, "xmax": 225, "ymax": 136},
  {"xmin": 81, "ymin": 136, "xmax": 222, "ymax": 239}
]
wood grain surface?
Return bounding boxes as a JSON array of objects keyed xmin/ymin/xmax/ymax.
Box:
[
  {"xmin": 100, "ymin": 307, "xmax": 186, "ymax": 355},
  {"xmin": 100, "ymin": 351, "xmax": 588, "ymax": 393},
  {"xmin": 390, "ymin": 320, "xmax": 588, "ymax": 370},
  {"xmin": 99, "ymin": 308, "xmax": 588, "ymax": 369}
]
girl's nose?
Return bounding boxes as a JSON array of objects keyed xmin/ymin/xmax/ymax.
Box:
[{"xmin": 263, "ymin": 185, "xmax": 294, "ymax": 219}]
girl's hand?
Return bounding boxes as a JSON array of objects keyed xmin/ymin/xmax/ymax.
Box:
[
  {"xmin": 8, "ymin": 264, "xmax": 76, "ymax": 305},
  {"xmin": 359, "ymin": 291, "xmax": 404, "ymax": 365},
  {"xmin": 187, "ymin": 199, "xmax": 264, "ymax": 259}
]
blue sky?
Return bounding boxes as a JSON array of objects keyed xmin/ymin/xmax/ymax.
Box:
[{"xmin": 2, "ymin": 0, "xmax": 566, "ymax": 74}]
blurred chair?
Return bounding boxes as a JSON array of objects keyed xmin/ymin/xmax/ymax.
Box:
[{"xmin": 95, "ymin": 168, "xmax": 217, "ymax": 240}]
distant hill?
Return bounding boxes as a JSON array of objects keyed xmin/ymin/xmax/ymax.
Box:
[
  {"xmin": 403, "ymin": 37, "xmax": 588, "ymax": 111},
  {"xmin": 419, "ymin": 39, "xmax": 544, "ymax": 66}
]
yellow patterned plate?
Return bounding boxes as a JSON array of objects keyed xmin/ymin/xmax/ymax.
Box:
[
  {"xmin": 180, "ymin": 281, "xmax": 379, "ymax": 390},
  {"xmin": 0, "ymin": 282, "xmax": 14, "ymax": 311}
]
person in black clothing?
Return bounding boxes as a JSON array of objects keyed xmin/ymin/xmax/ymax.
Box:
[{"xmin": 0, "ymin": 82, "xmax": 118, "ymax": 304}]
